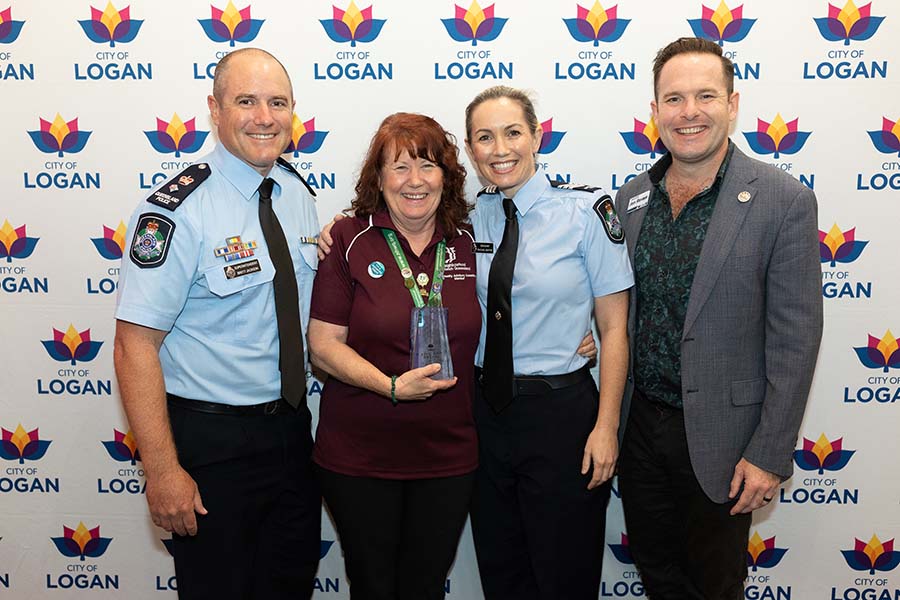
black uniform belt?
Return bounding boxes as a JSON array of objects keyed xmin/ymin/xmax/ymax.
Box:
[
  {"xmin": 166, "ymin": 393, "xmax": 293, "ymax": 415},
  {"xmin": 476, "ymin": 365, "xmax": 591, "ymax": 396}
]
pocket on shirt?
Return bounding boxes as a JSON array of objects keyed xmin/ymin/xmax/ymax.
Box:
[
  {"xmin": 297, "ymin": 243, "xmax": 319, "ymax": 272},
  {"xmin": 203, "ymin": 255, "xmax": 276, "ymax": 297},
  {"xmin": 202, "ymin": 255, "xmax": 276, "ymax": 342}
]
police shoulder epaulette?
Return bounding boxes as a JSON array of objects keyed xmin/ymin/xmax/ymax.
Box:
[
  {"xmin": 477, "ymin": 184, "xmax": 499, "ymax": 197},
  {"xmin": 549, "ymin": 180, "xmax": 601, "ymax": 193},
  {"xmin": 146, "ymin": 163, "xmax": 212, "ymax": 211},
  {"xmin": 276, "ymin": 157, "xmax": 317, "ymax": 198}
]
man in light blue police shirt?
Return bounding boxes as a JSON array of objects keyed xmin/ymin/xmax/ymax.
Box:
[{"xmin": 114, "ymin": 48, "xmax": 321, "ymax": 600}]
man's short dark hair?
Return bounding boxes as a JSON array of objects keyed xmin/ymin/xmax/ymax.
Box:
[{"xmin": 653, "ymin": 37, "xmax": 735, "ymax": 97}]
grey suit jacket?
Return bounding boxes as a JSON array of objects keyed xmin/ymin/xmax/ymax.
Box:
[{"xmin": 614, "ymin": 146, "xmax": 823, "ymax": 503}]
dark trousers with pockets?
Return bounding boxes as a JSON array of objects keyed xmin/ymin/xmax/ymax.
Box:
[
  {"xmin": 618, "ymin": 389, "xmax": 750, "ymax": 600},
  {"xmin": 471, "ymin": 375, "xmax": 610, "ymax": 600},
  {"xmin": 317, "ymin": 467, "xmax": 475, "ymax": 600},
  {"xmin": 168, "ymin": 401, "xmax": 321, "ymax": 600}
]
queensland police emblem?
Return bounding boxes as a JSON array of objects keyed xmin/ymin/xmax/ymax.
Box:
[{"xmin": 130, "ymin": 213, "xmax": 175, "ymax": 268}]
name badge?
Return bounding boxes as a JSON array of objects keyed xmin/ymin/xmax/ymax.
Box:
[
  {"xmin": 626, "ymin": 190, "xmax": 650, "ymax": 212},
  {"xmin": 472, "ymin": 242, "xmax": 494, "ymax": 253},
  {"xmin": 224, "ymin": 259, "xmax": 261, "ymax": 279}
]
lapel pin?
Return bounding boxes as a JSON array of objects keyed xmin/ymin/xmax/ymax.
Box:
[{"xmin": 738, "ymin": 191, "xmax": 752, "ymax": 203}]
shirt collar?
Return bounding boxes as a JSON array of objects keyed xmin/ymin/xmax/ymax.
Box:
[
  {"xmin": 648, "ymin": 139, "xmax": 735, "ymax": 187},
  {"xmin": 507, "ymin": 165, "xmax": 549, "ymax": 217},
  {"xmin": 209, "ymin": 143, "xmax": 286, "ymax": 202}
]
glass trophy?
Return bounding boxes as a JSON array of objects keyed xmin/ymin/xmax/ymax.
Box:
[{"xmin": 410, "ymin": 307, "xmax": 454, "ymax": 380}]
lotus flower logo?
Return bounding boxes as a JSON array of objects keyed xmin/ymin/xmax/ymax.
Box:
[
  {"xmin": 0, "ymin": 424, "xmax": 52, "ymax": 464},
  {"xmin": 78, "ymin": 2, "xmax": 143, "ymax": 47},
  {"xmin": 841, "ymin": 535, "xmax": 900, "ymax": 575},
  {"xmin": 28, "ymin": 114, "xmax": 92, "ymax": 158},
  {"xmin": 0, "ymin": 6, "xmax": 25, "ymax": 44},
  {"xmin": 41, "ymin": 324, "xmax": 104, "ymax": 366},
  {"xmin": 144, "ymin": 113, "xmax": 209, "ymax": 158},
  {"xmin": 563, "ymin": 1, "xmax": 630, "ymax": 46},
  {"xmin": 747, "ymin": 532, "xmax": 788, "ymax": 571},
  {"xmin": 0, "ymin": 220, "xmax": 38, "ymax": 263},
  {"xmin": 742, "ymin": 114, "xmax": 811, "ymax": 159},
  {"xmin": 819, "ymin": 224, "xmax": 868, "ymax": 267},
  {"xmin": 620, "ymin": 117, "xmax": 667, "ymax": 159},
  {"xmin": 793, "ymin": 434, "xmax": 855, "ymax": 474},
  {"xmin": 91, "ymin": 222, "xmax": 126, "ymax": 260},
  {"xmin": 320, "ymin": 540, "xmax": 335, "ymax": 559},
  {"xmin": 814, "ymin": 0, "xmax": 884, "ymax": 45},
  {"xmin": 854, "ymin": 330, "xmax": 900, "ymax": 373},
  {"xmin": 51, "ymin": 523, "xmax": 112, "ymax": 561},
  {"xmin": 101, "ymin": 429, "xmax": 141, "ymax": 465},
  {"xmin": 198, "ymin": 1, "xmax": 263, "ymax": 47},
  {"xmin": 320, "ymin": 1, "xmax": 386, "ymax": 47},
  {"xmin": 607, "ymin": 533, "xmax": 635, "ymax": 565},
  {"xmin": 537, "ymin": 119, "xmax": 566, "ymax": 155},
  {"xmin": 286, "ymin": 114, "xmax": 328, "ymax": 157},
  {"xmin": 441, "ymin": 1, "xmax": 507, "ymax": 46},
  {"xmin": 868, "ymin": 117, "xmax": 900, "ymax": 157},
  {"xmin": 688, "ymin": 1, "xmax": 755, "ymax": 46}
]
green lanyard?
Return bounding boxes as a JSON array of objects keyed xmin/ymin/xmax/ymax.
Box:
[{"xmin": 381, "ymin": 228, "xmax": 446, "ymax": 308}]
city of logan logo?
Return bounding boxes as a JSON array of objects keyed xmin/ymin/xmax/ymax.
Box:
[
  {"xmin": 286, "ymin": 114, "xmax": 328, "ymax": 156},
  {"xmin": 688, "ymin": 1, "xmax": 755, "ymax": 45},
  {"xmin": 441, "ymin": 1, "xmax": 507, "ymax": 46},
  {"xmin": 0, "ymin": 220, "xmax": 38, "ymax": 262},
  {"xmin": 91, "ymin": 222, "xmax": 126, "ymax": 260},
  {"xmin": 320, "ymin": 1, "xmax": 386, "ymax": 47},
  {"xmin": 198, "ymin": 1, "xmax": 264, "ymax": 46},
  {"xmin": 144, "ymin": 113, "xmax": 209, "ymax": 157},
  {"xmin": 868, "ymin": 116, "xmax": 900, "ymax": 156},
  {"xmin": 607, "ymin": 533, "xmax": 635, "ymax": 565},
  {"xmin": 841, "ymin": 535, "xmax": 900, "ymax": 575},
  {"xmin": 28, "ymin": 114, "xmax": 92, "ymax": 157},
  {"xmin": 743, "ymin": 114, "xmax": 811, "ymax": 159},
  {"xmin": 820, "ymin": 224, "xmax": 868, "ymax": 267},
  {"xmin": 51, "ymin": 523, "xmax": 112, "ymax": 561},
  {"xmin": 620, "ymin": 117, "xmax": 667, "ymax": 159},
  {"xmin": 101, "ymin": 429, "xmax": 140, "ymax": 465},
  {"xmin": 814, "ymin": 0, "xmax": 884, "ymax": 45},
  {"xmin": 0, "ymin": 424, "xmax": 51, "ymax": 464},
  {"xmin": 793, "ymin": 434, "xmax": 855, "ymax": 474},
  {"xmin": 0, "ymin": 6, "xmax": 25, "ymax": 43},
  {"xmin": 854, "ymin": 330, "xmax": 899, "ymax": 373},
  {"xmin": 747, "ymin": 532, "xmax": 788, "ymax": 571},
  {"xmin": 41, "ymin": 325, "xmax": 103, "ymax": 366},
  {"xmin": 563, "ymin": 1, "xmax": 629, "ymax": 45},
  {"xmin": 537, "ymin": 119, "xmax": 566, "ymax": 155},
  {"xmin": 78, "ymin": 2, "xmax": 143, "ymax": 47}
]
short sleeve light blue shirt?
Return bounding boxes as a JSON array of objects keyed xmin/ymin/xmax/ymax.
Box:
[
  {"xmin": 115, "ymin": 144, "xmax": 320, "ymax": 405},
  {"xmin": 472, "ymin": 166, "xmax": 634, "ymax": 375}
]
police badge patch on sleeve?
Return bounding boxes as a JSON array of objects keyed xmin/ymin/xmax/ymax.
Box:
[
  {"xmin": 593, "ymin": 196, "xmax": 625, "ymax": 244},
  {"xmin": 130, "ymin": 213, "xmax": 175, "ymax": 268}
]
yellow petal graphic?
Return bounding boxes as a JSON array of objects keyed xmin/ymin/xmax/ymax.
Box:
[
  {"xmin": 747, "ymin": 531, "xmax": 766, "ymax": 562},
  {"xmin": 222, "ymin": 1, "xmax": 243, "ymax": 36},
  {"xmin": 863, "ymin": 534, "xmax": 884, "ymax": 565},
  {"xmin": 837, "ymin": 0, "xmax": 861, "ymax": 37},
  {"xmin": 343, "ymin": 0, "xmax": 364, "ymax": 37},
  {"xmin": 645, "ymin": 117, "xmax": 660, "ymax": 148},
  {"xmin": 823, "ymin": 223, "xmax": 845, "ymax": 258},
  {"xmin": 165, "ymin": 113, "xmax": 188, "ymax": 148},
  {"xmin": 586, "ymin": 1, "xmax": 608, "ymax": 37},
  {"xmin": 122, "ymin": 430, "xmax": 139, "ymax": 456},
  {"xmin": 49, "ymin": 114, "xmax": 71, "ymax": 149},
  {"xmin": 61, "ymin": 324, "xmax": 84, "ymax": 358},
  {"xmin": 292, "ymin": 114, "xmax": 307, "ymax": 145},
  {"xmin": 113, "ymin": 221, "xmax": 127, "ymax": 252},
  {"xmin": 100, "ymin": 1, "xmax": 123, "ymax": 37},
  {"xmin": 0, "ymin": 220, "xmax": 17, "ymax": 253},
  {"xmin": 766, "ymin": 114, "xmax": 789, "ymax": 148},
  {"xmin": 464, "ymin": 0, "xmax": 486, "ymax": 36},
  {"xmin": 876, "ymin": 330, "xmax": 898, "ymax": 364},
  {"xmin": 10, "ymin": 424, "xmax": 31, "ymax": 455},
  {"xmin": 73, "ymin": 522, "xmax": 93, "ymax": 553},
  {"xmin": 811, "ymin": 433, "xmax": 834, "ymax": 466},
  {"xmin": 711, "ymin": 1, "xmax": 734, "ymax": 36}
]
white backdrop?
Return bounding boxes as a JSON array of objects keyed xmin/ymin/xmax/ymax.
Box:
[{"xmin": 2, "ymin": 1, "xmax": 899, "ymax": 598}]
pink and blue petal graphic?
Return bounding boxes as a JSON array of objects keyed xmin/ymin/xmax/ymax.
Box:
[
  {"xmin": 28, "ymin": 115, "xmax": 92, "ymax": 158},
  {"xmin": 101, "ymin": 430, "xmax": 141, "ymax": 465},
  {"xmin": 867, "ymin": 117, "xmax": 900, "ymax": 156},
  {"xmin": 608, "ymin": 533, "xmax": 635, "ymax": 565},
  {"xmin": 814, "ymin": 2, "xmax": 884, "ymax": 45},
  {"xmin": 320, "ymin": 540, "xmax": 335, "ymax": 559},
  {"xmin": 538, "ymin": 119, "xmax": 566, "ymax": 155},
  {"xmin": 620, "ymin": 118, "xmax": 667, "ymax": 159},
  {"xmin": 853, "ymin": 331, "xmax": 900, "ymax": 373},
  {"xmin": 747, "ymin": 533, "xmax": 789, "ymax": 571},
  {"xmin": 819, "ymin": 225, "xmax": 867, "ymax": 267},
  {"xmin": 441, "ymin": 3, "xmax": 507, "ymax": 46},
  {"xmin": 0, "ymin": 7, "xmax": 25, "ymax": 43},
  {"xmin": 320, "ymin": 3, "xmax": 386, "ymax": 47},
  {"xmin": 144, "ymin": 115, "xmax": 209, "ymax": 157},
  {"xmin": 0, "ymin": 222, "xmax": 39, "ymax": 263},
  {"xmin": 51, "ymin": 524, "xmax": 113, "ymax": 561},
  {"xmin": 41, "ymin": 326, "xmax": 104, "ymax": 366},
  {"xmin": 286, "ymin": 116, "xmax": 329, "ymax": 157},
  {"xmin": 688, "ymin": 3, "xmax": 755, "ymax": 45},
  {"xmin": 198, "ymin": 3, "xmax": 264, "ymax": 46},
  {"xmin": 841, "ymin": 537, "xmax": 900, "ymax": 575},
  {"xmin": 78, "ymin": 4, "xmax": 143, "ymax": 48},
  {"xmin": 0, "ymin": 426, "xmax": 52, "ymax": 464},
  {"xmin": 742, "ymin": 116, "xmax": 811, "ymax": 159},
  {"xmin": 792, "ymin": 435, "xmax": 855, "ymax": 474},
  {"xmin": 563, "ymin": 3, "xmax": 629, "ymax": 45}
]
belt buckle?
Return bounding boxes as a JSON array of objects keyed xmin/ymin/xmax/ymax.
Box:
[{"xmin": 263, "ymin": 400, "xmax": 280, "ymax": 415}]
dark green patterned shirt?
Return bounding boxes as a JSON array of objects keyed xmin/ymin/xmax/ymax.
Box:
[{"xmin": 633, "ymin": 142, "xmax": 735, "ymax": 408}]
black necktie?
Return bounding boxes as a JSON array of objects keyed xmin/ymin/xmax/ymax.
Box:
[
  {"xmin": 257, "ymin": 177, "xmax": 306, "ymax": 409},
  {"xmin": 483, "ymin": 197, "xmax": 518, "ymax": 413}
]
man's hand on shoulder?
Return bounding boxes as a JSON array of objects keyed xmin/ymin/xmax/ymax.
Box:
[{"xmin": 728, "ymin": 457, "xmax": 780, "ymax": 515}]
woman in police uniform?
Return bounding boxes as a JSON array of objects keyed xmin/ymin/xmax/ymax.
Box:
[{"xmin": 465, "ymin": 86, "xmax": 633, "ymax": 600}]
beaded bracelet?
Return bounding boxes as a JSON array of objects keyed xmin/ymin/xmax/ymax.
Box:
[{"xmin": 390, "ymin": 375, "xmax": 398, "ymax": 406}]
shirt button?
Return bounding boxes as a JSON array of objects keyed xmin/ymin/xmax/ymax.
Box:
[{"xmin": 494, "ymin": 311, "xmax": 502, "ymax": 320}]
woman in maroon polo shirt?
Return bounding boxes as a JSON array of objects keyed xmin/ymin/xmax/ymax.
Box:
[{"xmin": 308, "ymin": 113, "xmax": 480, "ymax": 600}]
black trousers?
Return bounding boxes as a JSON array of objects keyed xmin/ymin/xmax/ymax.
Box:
[
  {"xmin": 168, "ymin": 402, "xmax": 321, "ymax": 600},
  {"xmin": 471, "ymin": 376, "xmax": 609, "ymax": 600},
  {"xmin": 317, "ymin": 467, "xmax": 475, "ymax": 600},
  {"xmin": 618, "ymin": 389, "xmax": 750, "ymax": 600}
]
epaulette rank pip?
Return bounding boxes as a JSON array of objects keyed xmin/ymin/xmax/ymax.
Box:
[{"xmin": 146, "ymin": 163, "xmax": 212, "ymax": 211}]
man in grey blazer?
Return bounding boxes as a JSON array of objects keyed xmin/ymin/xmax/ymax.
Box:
[{"xmin": 613, "ymin": 38, "xmax": 822, "ymax": 599}]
